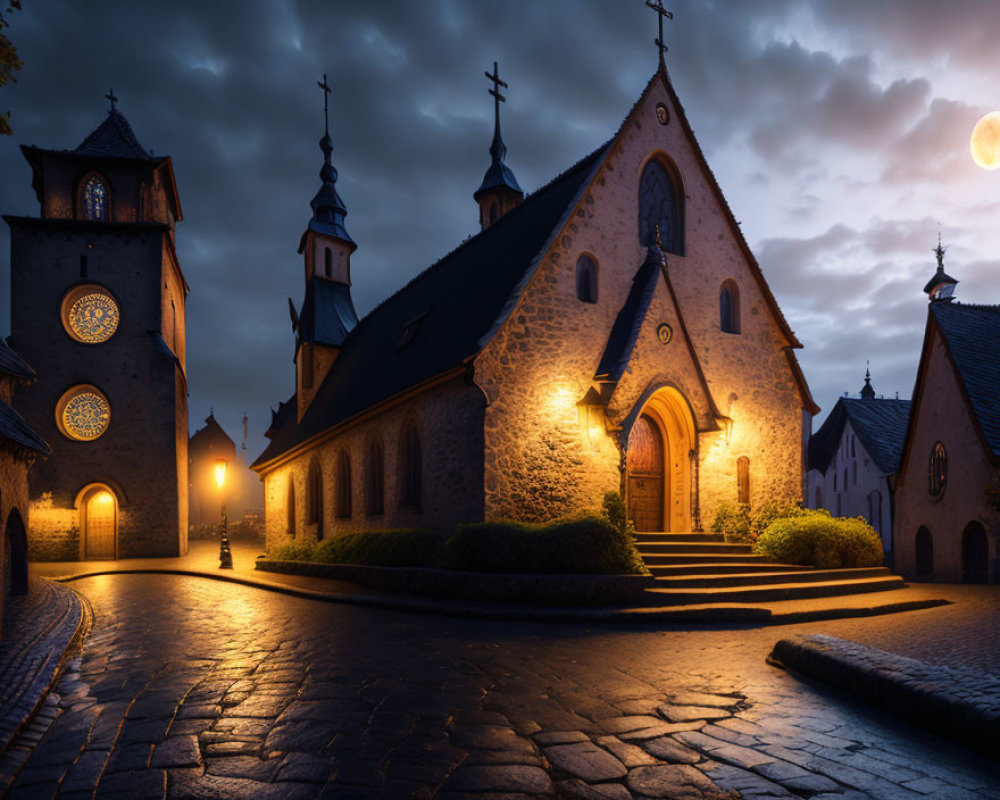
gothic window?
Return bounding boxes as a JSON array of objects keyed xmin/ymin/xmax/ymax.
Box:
[
  {"xmin": 286, "ymin": 479, "xmax": 296, "ymax": 538},
  {"xmin": 399, "ymin": 418, "xmax": 422, "ymax": 509},
  {"xmin": 867, "ymin": 490, "xmax": 882, "ymax": 534},
  {"xmin": 720, "ymin": 280, "xmax": 740, "ymax": 334},
  {"xmin": 576, "ymin": 255, "xmax": 598, "ymax": 304},
  {"xmin": 336, "ymin": 450, "xmax": 352, "ymax": 518},
  {"xmin": 324, "ymin": 248, "xmax": 332, "ymax": 278},
  {"xmin": 56, "ymin": 385, "xmax": 110, "ymax": 441},
  {"xmin": 61, "ymin": 285, "xmax": 120, "ymax": 344},
  {"xmin": 365, "ymin": 436, "xmax": 384, "ymax": 516},
  {"xmin": 638, "ymin": 159, "xmax": 683, "ymax": 254},
  {"xmin": 737, "ymin": 456, "xmax": 750, "ymax": 506},
  {"xmin": 962, "ymin": 521, "xmax": 989, "ymax": 583},
  {"xmin": 929, "ymin": 441, "xmax": 947, "ymax": 497},
  {"xmin": 814, "ymin": 486, "xmax": 823, "ymax": 509},
  {"xmin": 915, "ymin": 527, "xmax": 933, "ymax": 578},
  {"xmin": 80, "ymin": 174, "xmax": 109, "ymax": 221},
  {"xmin": 307, "ymin": 458, "xmax": 323, "ymax": 538}
]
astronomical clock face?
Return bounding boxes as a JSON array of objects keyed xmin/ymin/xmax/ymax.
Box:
[
  {"xmin": 58, "ymin": 386, "xmax": 111, "ymax": 441},
  {"xmin": 63, "ymin": 287, "xmax": 120, "ymax": 343}
]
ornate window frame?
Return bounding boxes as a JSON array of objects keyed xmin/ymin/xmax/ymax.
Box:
[
  {"xmin": 60, "ymin": 284, "xmax": 121, "ymax": 344},
  {"xmin": 55, "ymin": 384, "xmax": 111, "ymax": 442},
  {"xmin": 78, "ymin": 172, "xmax": 111, "ymax": 221}
]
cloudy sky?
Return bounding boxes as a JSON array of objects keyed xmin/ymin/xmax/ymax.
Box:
[{"xmin": 2, "ymin": 0, "xmax": 998, "ymax": 459}]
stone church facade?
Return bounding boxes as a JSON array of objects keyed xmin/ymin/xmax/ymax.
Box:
[
  {"xmin": 4, "ymin": 103, "xmax": 189, "ymax": 560},
  {"xmin": 253, "ymin": 64, "xmax": 816, "ymax": 550}
]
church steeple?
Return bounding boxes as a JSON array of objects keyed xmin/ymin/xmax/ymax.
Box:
[
  {"xmin": 474, "ymin": 62, "xmax": 523, "ymax": 231},
  {"xmin": 860, "ymin": 364, "xmax": 876, "ymax": 400},
  {"xmin": 922, "ymin": 234, "xmax": 958, "ymax": 303}
]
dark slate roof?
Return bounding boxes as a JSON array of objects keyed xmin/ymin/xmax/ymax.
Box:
[
  {"xmin": 933, "ymin": 302, "xmax": 1000, "ymax": 457},
  {"xmin": 254, "ymin": 143, "xmax": 607, "ymax": 468},
  {"xmin": 298, "ymin": 279, "xmax": 358, "ymax": 348},
  {"xmin": 0, "ymin": 399, "xmax": 50, "ymax": 457},
  {"xmin": 595, "ymin": 246, "xmax": 663, "ymax": 382},
  {"xmin": 190, "ymin": 413, "xmax": 236, "ymax": 452},
  {"xmin": 0, "ymin": 338, "xmax": 36, "ymax": 381},
  {"xmin": 73, "ymin": 109, "xmax": 152, "ymax": 159},
  {"xmin": 809, "ymin": 397, "xmax": 912, "ymax": 474}
]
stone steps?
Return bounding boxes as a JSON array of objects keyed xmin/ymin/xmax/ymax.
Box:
[
  {"xmin": 650, "ymin": 566, "xmax": 893, "ymax": 588},
  {"xmin": 643, "ymin": 575, "xmax": 906, "ymax": 605}
]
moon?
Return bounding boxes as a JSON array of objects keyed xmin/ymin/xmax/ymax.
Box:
[{"xmin": 970, "ymin": 111, "xmax": 1000, "ymax": 170}]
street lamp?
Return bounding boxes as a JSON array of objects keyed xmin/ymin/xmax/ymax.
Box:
[{"xmin": 216, "ymin": 457, "xmax": 233, "ymax": 569}]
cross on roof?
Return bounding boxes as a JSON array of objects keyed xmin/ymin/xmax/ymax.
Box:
[
  {"xmin": 485, "ymin": 61, "xmax": 508, "ymax": 118},
  {"xmin": 645, "ymin": 0, "xmax": 673, "ymax": 66},
  {"xmin": 317, "ymin": 73, "xmax": 332, "ymax": 136},
  {"xmin": 934, "ymin": 231, "xmax": 946, "ymax": 270},
  {"xmin": 105, "ymin": 88, "xmax": 118, "ymax": 112}
]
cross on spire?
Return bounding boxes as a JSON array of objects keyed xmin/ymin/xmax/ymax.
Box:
[
  {"xmin": 317, "ymin": 74, "xmax": 332, "ymax": 136},
  {"xmin": 485, "ymin": 61, "xmax": 508, "ymax": 127},
  {"xmin": 934, "ymin": 230, "xmax": 946, "ymax": 271},
  {"xmin": 645, "ymin": 0, "xmax": 673, "ymax": 67},
  {"xmin": 105, "ymin": 88, "xmax": 118, "ymax": 112}
]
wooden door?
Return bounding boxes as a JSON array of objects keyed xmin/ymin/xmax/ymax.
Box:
[
  {"xmin": 628, "ymin": 415, "xmax": 665, "ymax": 532},
  {"xmin": 85, "ymin": 490, "xmax": 116, "ymax": 560}
]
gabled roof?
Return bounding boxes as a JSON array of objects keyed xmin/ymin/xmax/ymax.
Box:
[
  {"xmin": 0, "ymin": 400, "xmax": 50, "ymax": 458},
  {"xmin": 0, "ymin": 338, "xmax": 36, "ymax": 381},
  {"xmin": 809, "ymin": 397, "xmax": 912, "ymax": 474},
  {"xmin": 932, "ymin": 303, "xmax": 1000, "ymax": 458},
  {"xmin": 73, "ymin": 109, "xmax": 152, "ymax": 160},
  {"xmin": 253, "ymin": 144, "xmax": 608, "ymax": 469},
  {"xmin": 297, "ymin": 279, "xmax": 358, "ymax": 349}
]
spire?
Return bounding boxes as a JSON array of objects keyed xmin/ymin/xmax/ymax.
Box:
[
  {"xmin": 474, "ymin": 62, "xmax": 523, "ymax": 229},
  {"xmin": 860, "ymin": 363, "xmax": 876, "ymax": 400},
  {"xmin": 645, "ymin": 0, "xmax": 673, "ymax": 72},
  {"xmin": 922, "ymin": 232, "xmax": 958, "ymax": 302},
  {"xmin": 307, "ymin": 74, "xmax": 355, "ymax": 250}
]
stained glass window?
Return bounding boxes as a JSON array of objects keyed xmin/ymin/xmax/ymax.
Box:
[
  {"xmin": 638, "ymin": 160, "xmax": 683, "ymax": 254},
  {"xmin": 81, "ymin": 175, "xmax": 109, "ymax": 221},
  {"xmin": 65, "ymin": 289, "xmax": 119, "ymax": 343},
  {"xmin": 929, "ymin": 441, "xmax": 947, "ymax": 497},
  {"xmin": 59, "ymin": 388, "xmax": 110, "ymax": 441}
]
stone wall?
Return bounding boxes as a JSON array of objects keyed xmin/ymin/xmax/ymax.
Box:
[
  {"xmin": 474, "ymin": 75, "xmax": 806, "ymax": 526},
  {"xmin": 262, "ymin": 375, "xmax": 485, "ymax": 554}
]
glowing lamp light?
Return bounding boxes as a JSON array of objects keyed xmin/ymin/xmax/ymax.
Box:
[
  {"xmin": 215, "ymin": 458, "xmax": 228, "ymax": 490},
  {"xmin": 95, "ymin": 490, "xmax": 114, "ymax": 507},
  {"xmin": 720, "ymin": 416, "xmax": 735, "ymax": 446}
]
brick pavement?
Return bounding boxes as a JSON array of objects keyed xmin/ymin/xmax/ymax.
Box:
[{"xmin": 4, "ymin": 573, "xmax": 999, "ymax": 799}]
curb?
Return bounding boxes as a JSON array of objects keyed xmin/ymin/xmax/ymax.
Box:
[
  {"xmin": 53, "ymin": 568, "xmax": 950, "ymax": 626},
  {"xmin": 770, "ymin": 634, "xmax": 1000, "ymax": 760}
]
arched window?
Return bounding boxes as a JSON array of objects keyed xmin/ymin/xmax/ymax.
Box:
[
  {"xmin": 575, "ymin": 255, "xmax": 598, "ymax": 304},
  {"xmin": 365, "ymin": 436, "xmax": 384, "ymax": 516},
  {"xmin": 80, "ymin": 174, "xmax": 109, "ymax": 221},
  {"xmin": 399, "ymin": 418, "xmax": 422, "ymax": 509},
  {"xmin": 867, "ymin": 490, "xmax": 882, "ymax": 534},
  {"xmin": 336, "ymin": 450, "xmax": 352, "ymax": 518},
  {"xmin": 814, "ymin": 486, "xmax": 823, "ymax": 509},
  {"xmin": 638, "ymin": 159, "xmax": 683, "ymax": 254},
  {"xmin": 962, "ymin": 522, "xmax": 989, "ymax": 584},
  {"xmin": 737, "ymin": 456, "xmax": 750, "ymax": 505},
  {"xmin": 307, "ymin": 458, "xmax": 323, "ymax": 539},
  {"xmin": 324, "ymin": 248, "xmax": 332, "ymax": 278},
  {"xmin": 929, "ymin": 441, "xmax": 947, "ymax": 497},
  {"xmin": 915, "ymin": 527, "xmax": 933, "ymax": 579},
  {"xmin": 720, "ymin": 280, "xmax": 740, "ymax": 334},
  {"xmin": 286, "ymin": 479, "xmax": 296, "ymax": 538}
]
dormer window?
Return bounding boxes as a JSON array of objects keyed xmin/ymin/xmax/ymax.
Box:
[
  {"xmin": 398, "ymin": 311, "xmax": 428, "ymax": 351},
  {"xmin": 576, "ymin": 254, "xmax": 598, "ymax": 303},
  {"xmin": 80, "ymin": 174, "xmax": 109, "ymax": 221}
]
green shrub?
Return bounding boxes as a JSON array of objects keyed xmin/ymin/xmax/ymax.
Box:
[
  {"xmin": 711, "ymin": 502, "xmax": 751, "ymax": 542},
  {"xmin": 311, "ymin": 530, "xmax": 446, "ymax": 568},
  {"xmin": 443, "ymin": 515, "xmax": 648, "ymax": 575},
  {"xmin": 269, "ymin": 540, "xmax": 317, "ymax": 561},
  {"xmin": 602, "ymin": 491, "xmax": 635, "ymax": 540},
  {"xmin": 749, "ymin": 500, "xmax": 807, "ymax": 541},
  {"xmin": 754, "ymin": 510, "xmax": 883, "ymax": 569}
]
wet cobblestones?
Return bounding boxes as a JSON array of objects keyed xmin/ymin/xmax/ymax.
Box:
[{"xmin": 5, "ymin": 574, "xmax": 1000, "ymax": 798}]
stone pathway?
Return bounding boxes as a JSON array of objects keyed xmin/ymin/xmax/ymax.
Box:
[{"xmin": 4, "ymin": 574, "xmax": 999, "ymax": 798}]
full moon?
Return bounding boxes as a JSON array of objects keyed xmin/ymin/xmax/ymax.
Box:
[{"xmin": 970, "ymin": 111, "xmax": 1000, "ymax": 170}]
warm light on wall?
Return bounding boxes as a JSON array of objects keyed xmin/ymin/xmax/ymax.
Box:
[
  {"xmin": 94, "ymin": 490, "xmax": 114, "ymax": 507},
  {"xmin": 215, "ymin": 458, "xmax": 228, "ymax": 489},
  {"xmin": 721, "ymin": 416, "xmax": 735, "ymax": 446}
]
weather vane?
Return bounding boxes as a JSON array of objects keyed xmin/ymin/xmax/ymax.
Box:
[
  {"xmin": 645, "ymin": 0, "xmax": 673, "ymax": 66},
  {"xmin": 105, "ymin": 88, "xmax": 118, "ymax": 112}
]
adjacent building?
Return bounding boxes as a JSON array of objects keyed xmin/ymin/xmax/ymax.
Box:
[{"xmin": 4, "ymin": 100, "xmax": 189, "ymax": 560}]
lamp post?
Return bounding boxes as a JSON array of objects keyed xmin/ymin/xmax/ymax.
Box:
[{"xmin": 215, "ymin": 458, "xmax": 233, "ymax": 569}]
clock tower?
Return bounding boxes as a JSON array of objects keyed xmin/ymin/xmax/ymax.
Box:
[{"xmin": 4, "ymin": 96, "xmax": 189, "ymax": 560}]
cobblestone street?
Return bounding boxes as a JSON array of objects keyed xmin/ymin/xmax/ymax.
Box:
[{"xmin": 7, "ymin": 574, "xmax": 1000, "ymax": 799}]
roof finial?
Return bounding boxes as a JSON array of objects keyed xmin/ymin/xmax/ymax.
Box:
[
  {"xmin": 105, "ymin": 88, "xmax": 118, "ymax": 112},
  {"xmin": 934, "ymin": 228, "xmax": 946, "ymax": 272},
  {"xmin": 317, "ymin": 73, "xmax": 331, "ymax": 138},
  {"xmin": 645, "ymin": 0, "xmax": 673, "ymax": 69},
  {"xmin": 860, "ymin": 362, "xmax": 876, "ymax": 400},
  {"xmin": 485, "ymin": 62, "xmax": 509, "ymax": 167},
  {"xmin": 305, "ymin": 72, "xmax": 354, "ymax": 248}
]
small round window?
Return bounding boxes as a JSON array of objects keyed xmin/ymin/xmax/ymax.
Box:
[
  {"xmin": 62, "ymin": 285, "xmax": 120, "ymax": 344},
  {"xmin": 56, "ymin": 385, "xmax": 111, "ymax": 442}
]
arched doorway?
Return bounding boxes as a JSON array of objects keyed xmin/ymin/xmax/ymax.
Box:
[
  {"xmin": 79, "ymin": 485, "xmax": 118, "ymax": 560},
  {"xmin": 5, "ymin": 509, "xmax": 28, "ymax": 595},
  {"xmin": 915, "ymin": 526, "xmax": 933, "ymax": 580},
  {"xmin": 626, "ymin": 387, "xmax": 694, "ymax": 532},
  {"xmin": 962, "ymin": 522, "xmax": 989, "ymax": 584}
]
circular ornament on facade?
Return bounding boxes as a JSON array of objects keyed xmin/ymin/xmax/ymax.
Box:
[
  {"xmin": 655, "ymin": 102, "xmax": 670, "ymax": 125},
  {"xmin": 61, "ymin": 285, "xmax": 120, "ymax": 344},
  {"xmin": 56, "ymin": 385, "xmax": 111, "ymax": 442},
  {"xmin": 657, "ymin": 323, "xmax": 673, "ymax": 344}
]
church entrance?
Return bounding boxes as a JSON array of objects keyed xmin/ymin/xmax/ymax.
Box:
[
  {"xmin": 81, "ymin": 486, "xmax": 117, "ymax": 560},
  {"xmin": 626, "ymin": 387, "xmax": 694, "ymax": 532}
]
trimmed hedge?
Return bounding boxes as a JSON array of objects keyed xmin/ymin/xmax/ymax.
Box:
[
  {"xmin": 711, "ymin": 500, "xmax": 807, "ymax": 543},
  {"xmin": 271, "ymin": 529, "xmax": 445, "ymax": 568},
  {"xmin": 754, "ymin": 510, "xmax": 883, "ymax": 569}
]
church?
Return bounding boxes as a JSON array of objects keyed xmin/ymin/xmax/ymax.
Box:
[
  {"xmin": 4, "ymin": 97, "xmax": 189, "ymax": 560},
  {"xmin": 252, "ymin": 51, "xmax": 817, "ymax": 549}
]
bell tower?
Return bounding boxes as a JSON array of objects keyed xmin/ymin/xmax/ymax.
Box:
[
  {"xmin": 293, "ymin": 75, "xmax": 359, "ymax": 420},
  {"xmin": 4, "ymin": 92, "xmax": 189, "ymax": 560},
  {"xmin": 474, "ymin": 62, "xmax": 523, "ymax": 230}
]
